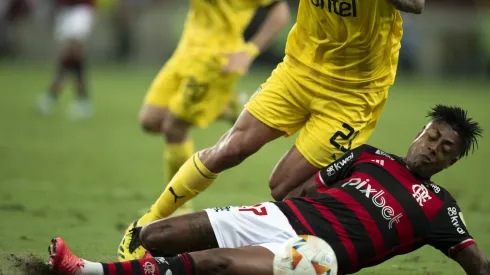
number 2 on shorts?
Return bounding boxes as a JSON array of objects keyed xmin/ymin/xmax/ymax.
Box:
[{"xmin": 330, "ymin": 123, "xmax": 359, "ymax": 153}]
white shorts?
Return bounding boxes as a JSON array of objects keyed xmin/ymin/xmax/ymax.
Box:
[
  {"xmin": 55, "ymin": 5, "xmax": 94, "ymax": 42},
  {"xmin": 205, "ymin": 202, "xmax": 298, "ymax": 254}
]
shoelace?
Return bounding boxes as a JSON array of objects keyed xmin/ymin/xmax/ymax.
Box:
[{"xmin": 61, "ymin": 252, "xmax": 85, "ymax": 275}]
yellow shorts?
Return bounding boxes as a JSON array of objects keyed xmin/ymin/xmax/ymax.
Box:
[
  {"xmin": 245, "ymin": 61, "xmax": 389, "ymax": 168},
  {"xmin": 144, "ymin": 55, "xmax": 240, "ymax": 127}
]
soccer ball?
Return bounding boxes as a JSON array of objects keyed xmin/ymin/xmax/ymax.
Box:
[{"xmin": 273, "ymin": 235, "xmax": 338, "ymax": 275}]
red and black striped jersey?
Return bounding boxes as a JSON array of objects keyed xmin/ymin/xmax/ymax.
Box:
[{"xmin": 275, "ymin": 144, "xmax": 474, "ymax": 274}]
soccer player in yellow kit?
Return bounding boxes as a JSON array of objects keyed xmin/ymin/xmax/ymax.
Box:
[
  {"xmin": 118, "ymin": 0, "xmax": 426, "ymax": 260},
  {"xmin": 117, "ymin": 0, "xmax": 290, "ymax": 261},
  {"xmin": 140, "ymin": 1, "xmax": 289, "ymax": 212}
]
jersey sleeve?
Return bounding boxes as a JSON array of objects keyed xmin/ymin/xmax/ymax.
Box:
[
  {"xmin": 426, "ymin": 197, "xmax": 475, "ymax": 257},
  {"xmin": 315, "ymin": 145, "xmax": 367, "ymax": 188}
]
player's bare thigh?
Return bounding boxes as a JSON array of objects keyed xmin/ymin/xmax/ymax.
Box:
[
  {"xmin": 140, "ymin": 211, "xmax": 219, "ymax": 256},
  {"xmin": 269, "ymin": 145, "xmax": 318, "ymax": 200},
  {"xmin": 190, "ymin": 246, "xmax": 274, "ymax": 275},
  {"xmin": 140, "ymin": 57, "xmax": 183, "ymax": 135},
  {"xmin": 139, "ymin": 104, "xmax": 193, "ymax": 143}
]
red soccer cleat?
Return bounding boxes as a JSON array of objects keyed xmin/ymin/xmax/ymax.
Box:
[{"xmin": 48, "ymin": 237, "xmax": 84, "ymax": 275}]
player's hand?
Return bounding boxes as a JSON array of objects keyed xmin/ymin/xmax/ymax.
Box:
[{"xmin": 220, "ymin": 52, "xmax": 254, "ymax": 75}]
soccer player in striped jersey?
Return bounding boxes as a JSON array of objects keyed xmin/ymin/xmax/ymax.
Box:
[
  {"xmin": 37, "ymin": 0, "xmax": 96, "ymax": 119},
  {"xmin": 48, "ymin": 105, "xmax": 488, "ymax": 275}
]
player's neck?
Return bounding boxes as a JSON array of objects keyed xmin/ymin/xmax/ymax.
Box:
[{"xmin": 402, "ymin": 156, "xmax": 431, "ymax": 181}]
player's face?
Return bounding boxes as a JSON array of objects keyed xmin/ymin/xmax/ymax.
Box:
[{"xmin": 405, "ymin": 121, "xmax": 463, "ymax": 178}]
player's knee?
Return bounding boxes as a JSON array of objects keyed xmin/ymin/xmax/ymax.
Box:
[
  {"xmin": 139, "ymin": 222, "xmax": 158, "ymax": 251},
  {"xmin": 139, "ymin": 221, "xmax": 176, "ymax": 254},
  {"xmin": 162, "ymin": 126, "xmax": 188, "ymax": 143},
  {"xmin": 270, "ymin": 182, "xmax": 288, "ymax": 201},
  {"xmin": 139, "ymin": 112, "xmax": 162, "ymax": 134},
  {"xmin": 269, "ymin": 167, "xmax": 290, "ymax": 200},
  {"xmin": 161, "ymin": 114, "xmax": 191, "ymax": 143},
  {"xmin": 196, "ymin": 252, "xmax": 233, "ymax": 275}
]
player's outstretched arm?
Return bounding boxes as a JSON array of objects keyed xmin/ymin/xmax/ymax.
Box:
[
  {"xmin": 221, "ymin": 1, "xmax": 290, "ymax": 74},
  {"xmin": 453, "ymin": 244, "xmax": 490, "ymax": 275},
  {"xmin": 388, "ymin": 0, "xmax": 425, "ymax": 14},
  {"xmin": 248, "ymin": 1, "xmax": 290, "ymax": 52}
]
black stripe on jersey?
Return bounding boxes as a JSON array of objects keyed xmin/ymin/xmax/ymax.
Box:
[
  {"xmin": 274, "ymin": 201, "xmax": 311, "ymax": 235},
  {"xmin": 357, "ymin": 164, "xmax": 429, "ymax": 238},
  {"xmin": 102, "ymin": 263, "xmax": 109, "ymax": 274},
  {"xmin": 293, "ymin": 198, "xmax": 351, "ymax": 271},
  {"xmin": 115, "ymin": 262, "xmax": 124, "ymax": 274},
  {"xmin": 335, "ymin": 184, "xmax": 400, "ymax": 252},
  {"xmin": 322, "ymin": 192, "xmax": 376, "ymax": 267},
  {"xmin": 131, "ymin": 260, "xmax": 143, "ymax": 275}
]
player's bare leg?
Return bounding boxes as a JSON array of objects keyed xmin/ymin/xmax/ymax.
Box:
[
  {"xmin": 200, "ymin": 110, "xmax": 284, "ymax": 171},
  {"xmin": 67, "ymin": 40, "xmax": 92, "ymax": 119},
  {"xmin": 119, "ymin": 110, "xmax": 283, "ymax": 261},
  {"xmin": 139, "ymin": 104, "xmax": 170, "ymax": 134},
  {"xmin": 120, "ymin": 106, "xmax": 194, "ymax": 261},
  {"xmin": 139, "ymin": 105, "xmax": 195, "ymax": 216},
  {"xmin": 191, "ymin": 246, "xmax": 274, "ymax": 275},
  {"xmin": 268, "ymin": 145, "xmax": 318, "ymax": 200},
  {"xmin": 147, "ymin": 110, "xmax": 284, "ymax": 218},
  {"xmin": 162, "ymin": 112, "xmax": 196, "ymax": 215},
  {"xmin": 139, "ymin": 104, "xmax": 194, "ymax": 216},
  {"xmin": 54, "ymin": 211, "xmax": 274, "ymax": 275},
  {"xmin": 148, "ymin": 110, "xmax": 284, "ymax": 215},
  {"xmin": 38, "ymin": 44, "xmax": 72, "ymax": 115},
  {"xmin": 50, "ymin": 237, "xmax": 273, "ymax": 275},
  {"xmin": 38, "ymin": 39, "xmax": 92, "ymax": 118},
  {"xmin": 138, "ymin": 211, "xmax": 218, "ymax": 255}
]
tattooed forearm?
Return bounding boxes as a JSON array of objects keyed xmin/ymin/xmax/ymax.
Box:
[{"xmin": 389, "ymin": 0, "xmax": 424, "ymax": 14}]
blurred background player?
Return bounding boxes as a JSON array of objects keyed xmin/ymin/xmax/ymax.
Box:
[
  {"xmin": 132, "ymin": 1, "xmax": 290, "ymax": 222},
  {"xmin": 48, "ymin": 105, "xmax": 488, "ymax": 275},
  {"xmin": 117, "ymin": 0, "xmax": 426, "ymax": 261},
  {"xmin": 37, "ymin": 0, "xmax": 96, "ymax": 119}
]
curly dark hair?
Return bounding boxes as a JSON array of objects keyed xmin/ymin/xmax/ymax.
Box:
[{"xmin": 427, "ymin": 105, "xmax": 483, "ymax": 158}]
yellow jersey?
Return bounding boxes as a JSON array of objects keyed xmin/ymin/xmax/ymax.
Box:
[
  {"xmin": 174, "ymin": 0, "xmax": 277, "ymax": 58},
  {"xmin": 284, "ymin": 0, "xmax": 403, "ymax": 91}
]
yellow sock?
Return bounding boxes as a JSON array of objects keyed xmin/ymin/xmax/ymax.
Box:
[
  {"xmin": 144, "ymin": 153, "xmax": 219, "ymax": 220},
  {"xmin": 165, "ymin": 140, "xmax": 194, "ymax": 216},
  {"xmin": 138, "ymin": 141, "xmax": 194, "ymax": 224},
  {"xmin": 164, "ymin": 140, "xmax": 194, "ymax": 182}
]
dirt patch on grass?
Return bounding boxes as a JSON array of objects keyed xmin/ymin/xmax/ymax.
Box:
[{"xmin": 5, "ymin": 253, "xmax": 50, "ymax": 275}]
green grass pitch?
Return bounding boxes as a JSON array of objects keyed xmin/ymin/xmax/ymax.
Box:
[{"xmin": 0, "ymin": 62, "xmax": 489, "ymax": 274}]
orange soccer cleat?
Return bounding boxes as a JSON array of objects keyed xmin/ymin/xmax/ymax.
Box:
[{"xmin": 48, "ymin": 237, "xmax": 84, "ymax": 275}]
